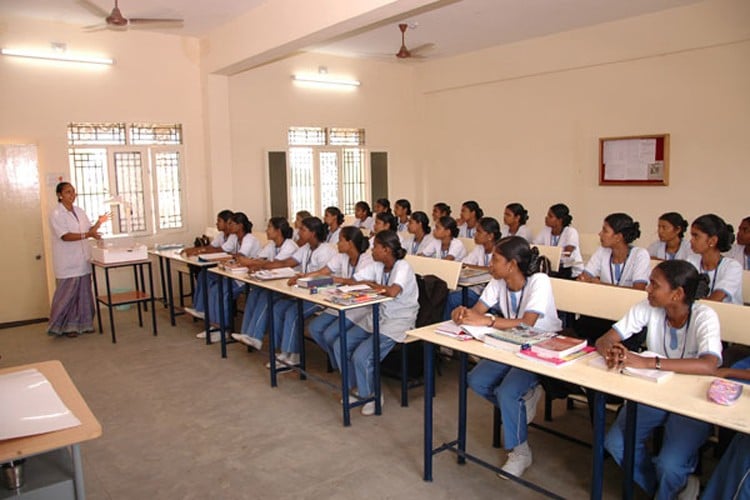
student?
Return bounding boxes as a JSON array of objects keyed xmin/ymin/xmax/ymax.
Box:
[
  {"xmin": 453, "ymin": 236, "xmax": 561, "ymax": 478},
  {"xmin": 369, "ymin": 212, "xmax": 399, "ymax": 248},
  {"xmin": 724, "ymin": 215, "xmax": 750, "ymax": 270},
  {"xmin": 394, "ymin": 199, "xmax": 411, "ymax": 232},
  {"xmin": 231, "ymin": 217, "xmax": 297, "ymax": 348},
  {"xmin": 501, "ymin": 203, "xmax": 532, "ymax": 242},
  {"xmin": 351, "ymin": 201, "xmax": 374, "ymax": 234},
  {"xmin": 432, "ymin": 202, "xmax": 452, "ymax": 226},
  {"xmin": 443, "ymin": 216, "xmax": 502, "ymax": 317},
  {"xmin": 374, "ymin": 198, "xmax": 391, "ymax": 215},
  {"xmin": 324, "ymin": 206, "xmax": 344, "ymax": 245},
  {"xmin": 701, "ymin": 432, "xmax": 750, "ymax": 500},
  {"xmin": 184, "ymin": 209, "xmax": 236, "ymax": 319},
  {"xmin": 242, "ymin": 217, "xmax": 336, "ymax": 365},
  {"xmin": 687, "ymin": 214, "xmax": 743, "ymax": 304},
  {"xmin": 332, "ymin": 230, "xmax": 418, "ymax": 415},
  {"xmin": 457, "ymin": 200, "xmax": 483, "ymax": 238},
  {"xmin": 202, "ymin": 212, "xmax": 261, "ymax": 341},
  {"xmin": 647, "ymin": 212, "xmax": 693, "ymax": 261},
  {"xmin": 425, "ymin": 216, "xmax": 467, "ymax": 261},
  {"xmin": 597, "ymin": 260, "xmax": 722, "ymax": 500},
  {"xmin": 293, "ymin": 210, "xmax": 312, "ymax": 243},
  {"xmin": 308, "ymin": 227, "xmax": 374, "ymax": 368},
  {"xmin": 406, "ymin": 211, "xmax": 436, "ymax": 256},
  {"xmin": 532, "ymin": 203, "xmax": 583, "ymax": 278}
]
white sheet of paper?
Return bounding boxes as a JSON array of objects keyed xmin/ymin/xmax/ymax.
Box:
[{"xmin": 0, "ymin": 368, "xmax": 81, "ymax": 440}]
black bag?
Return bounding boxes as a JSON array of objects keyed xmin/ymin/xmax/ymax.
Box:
[{"xmin": 193, "ymin": 234, "xmax": 211, "ymax": 247}]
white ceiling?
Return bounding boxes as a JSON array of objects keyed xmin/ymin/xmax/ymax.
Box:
[{"xmin": 0, "ymin": 0, "xmax": 703, "ymax": 61}]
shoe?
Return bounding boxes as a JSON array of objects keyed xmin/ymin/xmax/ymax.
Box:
[
  {"xmin": 677, "ymin": 475, "xmax": 700, "ymax": 500},
  {"xmin": 499, "ymin": 445, "xmax": 533, "ymax": 478},
  {"xmin": 340, "ymin": 394, "xmax": 359, "ymax": 405},
  {"xmin": 361, "ymin": 394, "xmax": 385, "ymax": 416},
  {"xmin": 196, "ymin": 330, "xmax": 206, "ymax": 339},
  {"xmin": 208, "ymin": 330, "xmax": 222, "ymax": 343},
  {"xmin": 523, "ymin": 384, "xmax": 543, "ymax": 424},
  {"xmin": 231, "ymin": 333, "xmax": 262, "ymax": 350},
  {"xmin": 184, "ymin": 307, "xmax": 205, "ymax": 319},
  {"xmin": 284, "ymin": 353, "xmax": 300, "ymax": 366},
  {"xmin": 265, "ymin": 353, "xmax": 288, "ymax": 370}
]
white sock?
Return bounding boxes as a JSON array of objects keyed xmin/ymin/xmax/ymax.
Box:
[{"xmin": 514, "ymin": 441, "xmax": 531, "ymax": 456}]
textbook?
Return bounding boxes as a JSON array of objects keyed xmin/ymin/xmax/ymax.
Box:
[
  {"xmin": 297, "ymin": 276, "xmax": 334, "ymax": 288},
  {"xmin": 589, "ymin": 352, "xmax": 674, "ymax": 383},
  {"xmin": 323, "ymin": 286, "xmax": 381, "ymax": 306},
  {"xmin": 251, "ymin": 267, "xmax": 297, "ymax": 280},
  {"xmin": 530, "ymin": 335, "xmax": 588, "ymax": 359},
  {"xmin": 517, "ymin": 346, "xmax": 597, "ymax": 367},
  {"xmin": 434, "ymin": 321, "xmax": 473, "ymax": 341},
  {"xmin": 459, "ymin": 267, "xmax": 492, "ymax": 284},
  {"xmin": 480, "ymin": 326, "xmax": 557, "ymax": 352},
  {"xmin": 198, "ymin": 252, "xmax": 231, "ymax": 261},
  {"xmin": 222, "ymin": 261, "xmax": 249, "ymax": 275}
]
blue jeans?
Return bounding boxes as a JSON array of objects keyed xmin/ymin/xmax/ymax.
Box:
[
  {"xmin": 701, "ymin": 432, "xmax": 750, "ymax": 500},
  {"xmin": 309, "ymin": 313, "xmax": 340, "ymax": 369},
  {"xmin": 467, "ymin": 360, "xmax": 539, "ymax": 449},
  {"xmin": 207, "ymin": 276, "xmax": 243, "ymax": 329},
  {"xmin": 273, "ymin": 298, "xmax": 323, "ymax": 354},
  {"xmin": 192, "ymin": 269, "xmax": 218, "ymax": 313},
  {"xmin": 331, "ymin": 323, "xmax": 396, "ymax": 398},
  {"xmin": 240, "ymin": 289, "xmax": 277, "ymax": 342},
  {"xmin": 605, "ymin": 402, "xmax": 711, "ymax": 499}
]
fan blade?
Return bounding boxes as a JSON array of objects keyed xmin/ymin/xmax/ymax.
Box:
[
  {"xmin": 82, "ymin": 23, "xmax": 108, "ymax": 32},
  {"xmin": 77, "ymin": 0, "xmax": 109, "ymax": 18},
  {"xmin": 129, "ymin": 18, "xmax": 184, "ymax": 25},
  {"xmin": 408, "ymin": 43, "xmax": 436, "ymax": 56}
]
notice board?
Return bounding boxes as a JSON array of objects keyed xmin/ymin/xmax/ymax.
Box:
[{"xmin": 599, "ymin": 134, "xmax": 669, "ymax": 186}]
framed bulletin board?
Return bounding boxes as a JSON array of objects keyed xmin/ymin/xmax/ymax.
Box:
[{"xmin": 599, "ymin": 134, "xmax": 669, "ymax": 186}]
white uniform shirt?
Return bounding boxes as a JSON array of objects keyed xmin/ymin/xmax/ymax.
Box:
[
  {"xmin": 352, "ymin": 216, "xmax": 374, "ymax": 233},
  {"xmin": 351, "ymin": 258, "xmax": 419, "ymax": 342},
  {"xmin": 408, "ymin": 233, "xmax": 436, "ymax": 256},
  {"xmin": 423, "ymin": 237, "xmax": 467, "ymax": 261},
  {"xmin": 478, "ymin": 273, "xmax": 562, "ymax": 332},
  {"xmin": 583, "ymin": 246, "xmax": 651, "ymax": 287},
  {"xmin": 292, "ymin": 243, "xmax": 337, "ymax": 274},
  {"xmin": 647, "ymin": 239, "xmax": 694, "ymax": 261},
  {"xmin": 258, "ymin": 239, "xmax": 297, "ymax": 261},
  {"xmin": 397, "ymin": 219, "xmax": 409, "ymax": 233},
  {"xmin": 326, "ymin": 252, "xmax": 374, "ymax": 279},
  {"xmin": 326, "ymin": 227, "xmax": 342, "ymax": 245},
  {"xmin": 233, "ymin": 233, "xmax": 261, "ymax": 258},
  {"xmin": 724, "ymin": 243, "xmax": 750, "ymax": 270},
  {"xmin": 533, "ymin": 226, "xmax": 584, "ymax": 276},
  {"xmin": 462, "ymin": 245, "xmax": 493, "ymax": 295},
  {"xmin": 687, "ymin": 255, "xmax": 744, "ymax": 304},
  {"xmin": 49, "ymin": 204, "xmax": 93, "ymax": 279},
  {"xmin": 613, "ymin": 300, "xmax": 722, "ymax": 363},
  {"xmin": 211, "ymin": 232, "xmax": 238, "ymax": 253},
  {"xmin": 458, "ymin": 223, "xmax": 478, "ymax": 239},
  {"xmin": 501, "ymin": 224, "xmax": 532, "ymax": 242}
]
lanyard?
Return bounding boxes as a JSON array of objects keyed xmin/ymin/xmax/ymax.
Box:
[
  {"xmin": 466, "ymin": 226, "xmax": 475, "ymax": 238},
  {"xmin": 346, "ymin": 254, "xmax": 361, "ymax": 279},
  {"xmin": 504, "ymin": 282, "xmax": 526, "ymax": 319},
  {"xmin": 303, "ymin": 247, "xmax": 314, "ymax": 274},
  {"xmin": 662, "ymin": 308, "xmax": 692, "ymax": 359},
  {"xmin": 412, "ymin": 238, "xmax": 420, "ymax": 255},
  {"xmin": 745, "ymin": 254, "xmax": 750, "ymax": 271},
  {"xmin": 381, "ymin": 269, "xmax": 391, "ymax": 286},
  {"xmin": 550, "ymin": 232, "xmax": 561, "ymax": 247},
  {"xmin": 700, "ymin": 257, "xmax": 723, "ymax": 294},
  {"xmin": 609, "ymin": 247, "xmax": 631, "ymax": 286},
  {"xmin": 484, "ymin": 252, "xmax": 491, "ymax": 266}
]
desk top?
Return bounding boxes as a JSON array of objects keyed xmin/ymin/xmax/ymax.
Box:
[
  {"xmin": 407, "ymin": 324, "xmax": 750, "ymax": 434},
  {"xmin": 91, "ymin": 258, "xmax": 151, "ymax": 268},
  {"xmin": 0, "ymin": 361, "xmax": 102, "ymax": 462},
  {"xmin": 208, "ymin": 267, "xmax": 392, "ymax": 311},
  {"xmin": 148, "ymin": 249, "xmax": 220, "ymax": 267}
]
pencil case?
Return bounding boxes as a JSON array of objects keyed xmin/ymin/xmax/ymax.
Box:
[{"xmin": 707, "ymin": 378, "xmax": 743, "ymax": 406}]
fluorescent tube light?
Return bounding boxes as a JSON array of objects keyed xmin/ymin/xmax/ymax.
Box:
[
  {"xmin": 292, "ymin": 74, "xmax": 360, "ymax": 88},
  {"xmin": 1, "ymin": 48, "xmax": 114, "ymax": 66}
]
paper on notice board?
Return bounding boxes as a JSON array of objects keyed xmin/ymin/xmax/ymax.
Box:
[
  {"xmin": 0, "ymin": 368, "xmax": 81, "ymax": 440},
  {"xmin": 603, "ymin": 138, "xmax": 657, "ymax": 181}
]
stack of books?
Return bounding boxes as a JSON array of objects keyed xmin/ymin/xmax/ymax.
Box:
[
  {"xmin": 251, "ymin": 267, "xmax": 297, "ymax": 280},
  {"xmin": 323, "ymin": 285, "xmax": 381, "ymax": 306},
  {"xmin": 480, "ymin": 326, "xmax": 557, "ymax": 352},
  {"xmin": 517, "ymin": 335, "xmax": 595, "ymax": 367},
  {"xmin": 222, "ymin": 261, "xmax": 249, "ymax": 275}
]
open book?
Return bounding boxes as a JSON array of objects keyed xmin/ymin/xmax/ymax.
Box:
[
  {"xmin": 251, "ymin": 267, "xmax": 297, "ymax": 280},
  {"xmin": 198, "ymin": 252, "xmax": 231, "ymax": 261},
  {"xmin": 589, "ymin": 351, "xmax": 673, "ymax": 383}
]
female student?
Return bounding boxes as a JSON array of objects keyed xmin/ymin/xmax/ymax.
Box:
[
  {"xmin": 687, "ymin": 214, "xmax": 743, "ymax": 304},
  {"xmin": 293, "ymin": 210, "xmax": 312, "ymax": 243},
  {"xmin": 231, "ymin": 217, "xmax": 298, "ymax": 348},
  {"xmin": 352, "ymin": 201, "xmax": 374, "ymax": 234},
  {"xmin": 647, "ymin": 212, "xmax": 693, "ymax": 261},
  {"xmin": 264, "ymin": 217, "xmax": 337, "ymax": 366},
  {"xmin": 394, "ymin": 199, "xmax": 411, "ymax": 232},
  {"xmin": 308, "ymin": 227, "xmax": 374, "ymax": 367},
  {"xmin": 332, "ymin": 230, "xmax": 418, "ymax": 415},
  {"xmin": 501, "ymin": 203, "xmax": 532, "ymax": 241},
  {"xmin": 406, "ymin": 211, "xmax": 436, "ymax": 256},
  {"xmin": 432, "ymin": 202, "xmax": 452, "ymax": 226},
  {"xmin": 725, "ymin": 215, "xmax": 750, "ymax": 270},
  {"xmin": 425, "ymin": 216, "xmax": 467, "ymax": 261},
  {"xmin": 183, "ymin": 209, "xmax": 236, "ymax": 320},
  {"xmin": 374, "ymin": 198, "xmax": 391, "ymax": 215},
  {"xmin": 203, "ymin": 212, "xmax": 261, "ymax": 341},
  {"xmin": 324, "ymin": 206, "xmax": 344, "ymax": 245},
  {"xmin": 453, "ymin": 236, "xmax": 561, "ymax": 478},
  {"xmin": 443, "ymin": 216, "xmax": 502, "ymax": 316},
  {"xmin": 457, "ymin": 200, "xmax": 483, "ymax": 238},
  {"xmin": 532, "ymin": 203, "xmax": 583, "ymax": 278},
  {"xmin": 597, "ymin": 260, "xmax": 722, "ymax": 500},
  {"xmin": 369, "ymin": 212, "xmax": 399, "ymax": 248}
]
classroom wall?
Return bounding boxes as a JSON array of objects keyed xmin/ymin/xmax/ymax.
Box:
[
  {"xmin": 414, "ymin": 0, "xmax": 750, "ymax": 241},
  {"xmin": 224, "ymin": 51, "xmax": 420, "ymax": 223},
  {"xmin": 0, "ymin": 17, "xmax": 208, "ymax": 301}
]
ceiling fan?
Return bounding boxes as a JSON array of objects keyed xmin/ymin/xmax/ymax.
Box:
[
  {"xmin": 394, "ymin": 23, "xmax": 434, "ymax": 59},
  {"xmin": 79, "ymin": 0, "xmax": 184, "ymax": 31}
]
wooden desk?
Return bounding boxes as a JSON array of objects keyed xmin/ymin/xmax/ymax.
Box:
[
  {"xmin": 209, "ymin": 267, "xmax": 390, "ymax": 426},
  {"xmin": 0, "ymin": 361, "xmax": 102, "ymax": 499},
  {"xmin": 91, "ymin": 259, "xmax": 157, "ymax": 343},
  {"xmin": 406, "ymin": 323, "xmax": 750, "ymax": 499}
]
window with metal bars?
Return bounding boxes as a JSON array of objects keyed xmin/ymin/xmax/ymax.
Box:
[
  {"xmin": 286, "ymin": 126, "xmax": 367, "ymax": 217},
  {"xmin": 67, "ymin": 123, "xmax": 185, "ymax": 236}
]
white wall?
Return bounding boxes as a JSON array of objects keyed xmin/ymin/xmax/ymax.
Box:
[{"xmin": 0, "ymin": 17, "xmax": 208, "ymax": 300}]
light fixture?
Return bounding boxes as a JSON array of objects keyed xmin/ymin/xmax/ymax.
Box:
[
  {"xmin": 1, "ymin": 47, "xmax": 114, "ymax": 66},
  {"xmin": 292, "ymin": 73, "xmax": 360, "ymax": 88}
]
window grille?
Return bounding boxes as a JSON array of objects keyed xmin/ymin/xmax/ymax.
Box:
[
  {"xmin": 288, "ymin": 147, "xmax": 315, "ymax": 216},
  {"xmin": 69, "ymin": 148, "xmax": 111, "ymax": 234},
  {"xmin": 288, "ymin": 127, "xmax": 326, "ymax": 146},
  {"xmin": 154, "ymin": 151, "xmax": 183, "ymax": 229},
  {"xmin": 67, "ymin": 123, "xmax": 126, "ymax": 146},
  {"xmin": 329, "ymin": 128, "xmax": 365, "ymax": 146},
  {"xmin": 130, "ymin": 124, "xmax": 183, "ymax": 145},
  {"xmin": 319, "ymin": 152, "xmax": 339, "ymax": 210},
  {"xmin": 113, "ymin": 151, "xmax": 146, "ymax": 232},
  {"xmin": 341, "ymin": 148, "xmax": 366, "ymax": 214}
]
